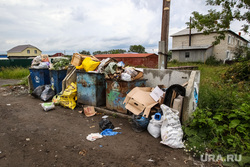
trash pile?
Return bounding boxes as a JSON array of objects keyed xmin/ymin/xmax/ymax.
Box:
[
  {"xmin": 123, "ymin": 84, "xmax": 186, "ymax": 148},
  {"xmin": 84, "ymin": 113, "xmax": 121, "ymax": 142},
  {"xmin": 71, "ymin": 53, "xmax": 144, "ymax": 81},
  {"xmin": 28, "ymin": 52, "xmax": 190, "ymax": 149},
  {"xmin": 31, "ymin": 54, "xmax": 70, "ymax": 70}
]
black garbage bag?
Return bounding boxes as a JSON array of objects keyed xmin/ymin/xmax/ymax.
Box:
[
  {"xmin": 99, "ymin": 115, "xmax": 114, "ymax": 131},
  {"xmin": 40, "ymin": 85, "xmax": 55, "ymax": 102},
  {"xmin": 31, "ymin": 85, "xmax": 45, "ymax": 98},
  {"xmin": 163, "ymin": 84, "xmax": 186, "ymax": 107},
  {"xmin": 131, "ymin": 112, "xmax": 150, "ymax": 133}
]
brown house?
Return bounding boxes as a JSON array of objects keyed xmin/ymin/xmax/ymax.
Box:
[{"xmin": 95, "ymin": 53, "xmax": 158, "ymax": 68}]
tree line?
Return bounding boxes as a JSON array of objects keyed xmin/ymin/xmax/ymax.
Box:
[{"xmin": 79, "ymin": 45, "xmax": 146, "ymax": 55}]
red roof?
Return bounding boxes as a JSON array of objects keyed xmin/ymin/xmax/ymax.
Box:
[{"xmin": 95, "ymin": 53, "xmax": 157, "ymax": 58}]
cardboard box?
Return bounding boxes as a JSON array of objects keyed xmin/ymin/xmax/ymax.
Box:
[
  {"xmin": 123, "ymin": 87, "xmax": 158, "ymax": 118},
  {"xmin": 71, "ymin": 53, "xmax": 100, "ymax": 67},
  {"xmin": 71, "ymin": 53, "xmax": 83, "ymax": 66}
]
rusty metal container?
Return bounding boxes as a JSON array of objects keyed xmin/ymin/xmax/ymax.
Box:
[
  {"xmin": 106, "ymin": 79, "xmax": 147, "ymax": 114},
  {"xmin": 77, "ymin": 71, "xmax": 106, "ymax": 106}
]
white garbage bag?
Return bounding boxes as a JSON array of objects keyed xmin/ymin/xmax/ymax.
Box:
[
  {"xmin": 160, "ymin": 104, "xmax": 184, "ymax": 148},
  {"xmin": 147, "ymin": 114, "xmax": 163, "ymax": 138}
]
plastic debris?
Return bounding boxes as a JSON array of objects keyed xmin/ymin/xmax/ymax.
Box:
[
  {"xmin": 86, "ymin": 133, "xmax": 103, "ymax": 141},
  {"xmin": 100, "ymin": 129, "xmax": 121, "ymax": 136},
  {"xmin": 6, "ymin": 104, "xmax": 11, "ymax": 106},
  {"xmin": 41, "ymin": 102, "xmax": 55, "ymax": 111},
  {"xmin": 84, "ymin": 106, "xmax": 96, "ymax": 117},
  {"xmin": 99, "ymin": 115, "xmax": 114, "ymax": 131}
]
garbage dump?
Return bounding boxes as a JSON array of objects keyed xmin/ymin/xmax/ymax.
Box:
[{"xmin": 28, "ymin": 52, "xmax": 191, "ymax": 149}]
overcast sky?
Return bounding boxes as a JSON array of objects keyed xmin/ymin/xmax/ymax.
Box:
[{"xmin": 0, "ymin": 0, "xmax": 249, "ymax": 55}]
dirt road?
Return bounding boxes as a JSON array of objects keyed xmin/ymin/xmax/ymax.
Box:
[{"xmin": 0, "ymin": 81, "xmax": 215, "ymax": 167}]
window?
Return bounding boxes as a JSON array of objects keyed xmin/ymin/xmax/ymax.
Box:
[
  {"xmin": 185, "ymin": 52, "xmax": 190, "ymax": 58},
  {"xmin": 34, "ymin": 50, "xmax": 37, "ymax": 54},
  {"xmin": 228, "ymin": 35, "xmax": 231, "ymax": 44},
  {"xmin": 27, "ymin": 50, "xmax": 30, "ymax": 54},
  {"xmin": 226, "ymin": 51, "xmax": 230, "ymax": 59}
]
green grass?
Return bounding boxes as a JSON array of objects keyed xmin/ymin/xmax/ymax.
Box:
[
  {"xmin": 169, "ymin": 61, "xmax": 250, "ymax": 165},
  {"xmin": 0, "ymin": 67, "xmax": 29, "ymax": 79}
]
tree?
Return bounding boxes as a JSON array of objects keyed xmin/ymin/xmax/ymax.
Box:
[
  {"xmin": 79, "ymin": 50, "xmax": 91, "ymax": 55},
  {"xmin": 128, "ymin": 45, "xmax": 146, "ymax": 53},
  {"xmin": 233, "ymin": 45, "xmax": 250, "ymax": 61},
  {"xmin": 92, "ymin": 49, "xmax": 126, "ymax": 55},
  {"xmin": 187, "ymin": 0, "xmax": 250, "ymax": 45}
]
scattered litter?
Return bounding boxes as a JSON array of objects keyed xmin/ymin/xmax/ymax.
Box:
[
  {"xmin": 84, "ymin": 106, "xmax": 96, "ymax": 117},
  {"xmin": 148, "ymin": 158, "xmax": 154, "ymax": 162},
  {"xmin": 89, "ymin": 126, "xmax": 95, "ymax": 129},
  {"xmin": 99, "ymin": 145, "xmax": 103, "ymax": 148},
  {"xmin": 113, "ymin": 127, "xmax": 122, "ymax": 130},
  {"xmin": 0, "ymin": 151, "xmax": 2, "ymax": 154},
  {"xmin": 101, "ymin": 129, "xmax": 121, "ymax": 136},
  {"xmin": 79, "ymin": 149, "xmax": 87, "ymax": 156},
  {"xmin": 6, "ymin": 104, "xmax": 11, "ymax": 106},
  {"xmin": 41, "ymin": 102, "xmax": 55, "ymax": 111},
  {"xmin": 173, "ymin": 158, "xmax": 176, "ymax": 160},
  {"xmin": 26, "ymin": 138, "xmax": 30, "ymax": 141},
  {"xmin": 78, "ymin": 110, "xmax": 83, "ymax": 114},
  {"xmin": 99, "ymin": 115, "xmax": 114, "ymax": 131},
  {"xmin": 86, "ymin": 133, "xmax": 103, "ymax": 141}
]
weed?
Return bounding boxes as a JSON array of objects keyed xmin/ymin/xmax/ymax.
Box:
[{"xmin": 0, "ymin": 67, "xmax": 29, "ymax": 79}]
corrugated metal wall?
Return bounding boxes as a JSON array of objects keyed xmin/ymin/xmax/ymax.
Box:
[{"xmin": 0, "ymin": 59, "xmax": 32, "ymax": 68}]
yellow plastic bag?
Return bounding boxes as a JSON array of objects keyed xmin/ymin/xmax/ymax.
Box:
[
  {"xmin": 59, "ymin": 82, "xmax": 77, "ymax": 109},
  {"xmin": 76, "ymin": 57, "xmax": 100, "ymax": 72},
  {"xmin": 52, "ymin": 95, "xmax": 61, "ymax": 105}
]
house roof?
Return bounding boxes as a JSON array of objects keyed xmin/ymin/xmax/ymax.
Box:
[
  {"xmin": 171, "ymin": 45, "xmax": 213, "ymax": 51},
  {"xmin": 171, "ymin": 28, "xmax": 249, "ymax": 42},
  {"xmin": 7, "ymin": 44, "xmax": 41, "ymax": 53},
  {"xmin": 95, "ymin": 53, "xmax": 158, "ymax": 58}
]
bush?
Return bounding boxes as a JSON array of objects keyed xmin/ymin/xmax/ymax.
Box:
[
  {"xmin": 222, "ymin": 61, "xmax": 249, "ymax": 83},
  {"xmin": 205, "ymin": 56, "xmax": 221, "ymax": 65}
]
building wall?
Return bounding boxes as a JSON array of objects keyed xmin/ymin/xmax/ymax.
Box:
[
  {"xmin": 172, "ymin": 32, "xmax": 248, "ymax": 61},
  {"xmin": 172, "ymin": 47, "xmax": 213, "ymax": 63},
  {"xmin": 7, "ymin": 47, "xmax": 41, "ymax": 58}
]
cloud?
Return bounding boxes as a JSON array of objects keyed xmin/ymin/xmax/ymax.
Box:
[{"xmin": 0, "ymin": 0, "xmax": 248, "ymax": 55}]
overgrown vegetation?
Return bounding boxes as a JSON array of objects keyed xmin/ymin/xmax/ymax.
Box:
[
  {"xmin": 168, "ymin": 60, "xmax": 250, "ymax": 166},
  {"xmin": 0, "ymin": 67, "xmax": 29, "ymax": 79}
]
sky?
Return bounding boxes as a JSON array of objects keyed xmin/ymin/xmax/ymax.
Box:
[{"xmin": 0, "ymin": 0, "xmax": 249, "ymax": 55}]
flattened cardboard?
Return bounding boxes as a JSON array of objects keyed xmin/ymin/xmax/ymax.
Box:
[
  {"xmin": 150, "ymin": 86, "xmax": 164, "ymax": 102},
  {"xmin": 123, "ymin": 87, "xmax": 158, "ymax": 118}
]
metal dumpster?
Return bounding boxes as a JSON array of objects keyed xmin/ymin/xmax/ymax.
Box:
[
  {"xmin": 106, "ymin": 79, "xmax": 147, "ymax": 114},
  {"xmin": 49, "ymin": 69, "xmax": 67, "ymax": 94},
  {"xmin": 29, "ymin": 68, "xmax": 50, "ymax": 89},
  {"xmin": 77, "ymin": 71, "xmax": 106, "ymax": 106}
]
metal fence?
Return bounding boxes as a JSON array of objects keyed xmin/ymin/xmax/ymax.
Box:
[{"xmin": 0, "ymin": 59, "xmax": 32, "ymax": 68}]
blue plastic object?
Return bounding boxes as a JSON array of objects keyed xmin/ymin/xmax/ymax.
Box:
[
  {"xmin": 101, "ymin": 129, "xmax": 121, "ymax": 136},
  {"xmin": 49, "ymin": 70, "xmax": 67, "ymax": 94},
  {"xmin": 29, "ymin": 68, "xmax": 50, "ymax": 89},
  {"xmin": 154, "ymin": 113, "xmax": 162, "ymax": 121}
]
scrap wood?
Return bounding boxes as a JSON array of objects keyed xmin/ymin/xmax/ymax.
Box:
[
  {"xmin": 182, "ymin": 82, "xmax": 188, "ymax": 87},
  {"xmin": 79, "ymin": 149, "xmax": 87, "ymax": 156}
]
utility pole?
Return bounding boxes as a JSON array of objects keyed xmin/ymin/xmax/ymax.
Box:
[{"xmin": 158, "ymin": 0, "xmax": 171, "ymax": 69}]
